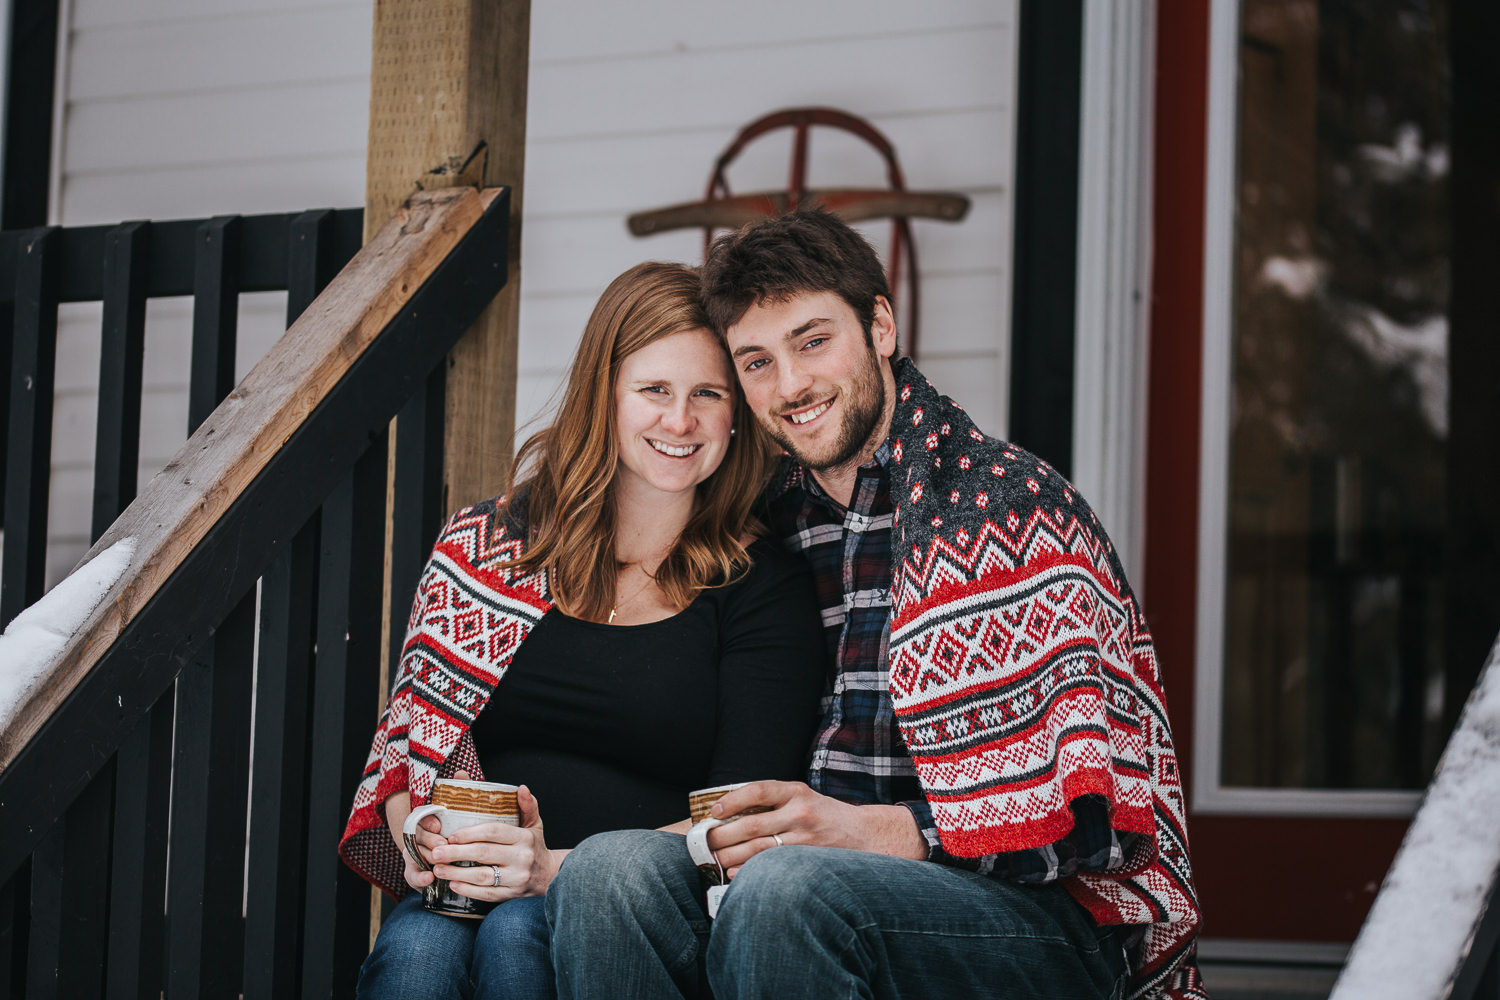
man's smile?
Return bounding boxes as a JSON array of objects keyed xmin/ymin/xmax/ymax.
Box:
[{"xmin": 783, "ymin": 396, "xmax": 836, "ymax": 426}]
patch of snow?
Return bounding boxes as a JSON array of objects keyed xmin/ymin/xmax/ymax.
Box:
[
  {"xmin": 1331, "ymin": 634, "xmax": 1500, "ymax": 1000},
  {"xmin": 0, "ymin": 537, "xmax": 137, "ymax": 733},
  {"xmin": 1339, "ymin": 305, "xmax": 1448, "ymax": 436},
  {"xmin": 1424, "ymin": 143, "xmax": 1450, "ymax": 179},
  {"xmin": 1357, "ymin": 123, "xmax": 1447, "ymax": 182},
  {"xmin": 1259, "ymin": 254, "xmax": 1326, "ymax": 300}
]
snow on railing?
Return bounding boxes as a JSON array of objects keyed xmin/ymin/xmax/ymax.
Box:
[
  {"xmin": 1329, "ymin": 631, "xmax": 1500, "ymax": 1000},
  {"xmin": 0, "ymin": 537, "xmax": 136, "ymax": 735}
]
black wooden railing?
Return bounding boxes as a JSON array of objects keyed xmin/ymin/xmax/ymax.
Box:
[
  {"xmin": 0, "ymin": 208, "xmax": 363, "ymax": 619},
  {"xmin": 0, "ymin": 190, "xmax": 508, "ymax": 999}
]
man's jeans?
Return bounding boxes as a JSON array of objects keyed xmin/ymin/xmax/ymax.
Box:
[
  {"xmin": 357, "ymin": 892, "xmax": 554, "ymax": 1000},
  {"xmin": 547, "ymin": 830, "xmax": 1128, "ymax": 1000}
]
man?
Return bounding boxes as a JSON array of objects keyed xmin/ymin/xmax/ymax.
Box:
[{"xmin": 548, "ymin": 211, "xmax": 1207, "ymax": 1000}]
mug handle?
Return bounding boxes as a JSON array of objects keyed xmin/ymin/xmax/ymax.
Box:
[
  {"xmin": 685, "ymin": 816, "xmax": 725, "ymax": 878},
  {"xmin": 402, "ymin": 803, "xmax": 446, "ymax": 872}
]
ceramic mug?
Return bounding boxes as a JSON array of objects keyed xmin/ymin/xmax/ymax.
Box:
[
  {"xmin": 684, "ymin": 782, "xmax": 772, "ymax": 917},
  {"xmin": 402, "ymin": 778, "xmax": 520, "ymax": 918}
]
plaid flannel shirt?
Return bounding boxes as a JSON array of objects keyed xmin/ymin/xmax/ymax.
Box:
[{"xmin": 769, "ymin": 445, "xmax": 1124, "ymax": 882}]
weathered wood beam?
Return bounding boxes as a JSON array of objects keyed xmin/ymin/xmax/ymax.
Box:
[
  {"xmin": 0, "ymin": 187, "xmax": 498, "ymax": 775},
  {"xmin": 366, "ymin": 0, "xmax": 530, "ymax": 510}
]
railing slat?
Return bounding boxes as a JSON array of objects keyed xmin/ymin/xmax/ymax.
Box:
[
  {"xmin": 302, "ymin": 442, "xmax": 389, "ymax": 998},
  {"xmin": 0, "ymin": 863, "xmax": 24, "ymax": 995},
  {"xmin": 243, "ymin": 520, "xmax": 319, "ymax": 1000},
  {"xmin": 164, "ymin": 208, "xmax": 256, "ymax": 999},
  {"xmin": 0, "ymin": 310, "xmax": 12, "ymax": 531},
  {"xmin": 104, "ymin": 692, "xmax": 173, "ymax": 1000},
  {"xmin": 25, "ymin": 826, "xmax": 62, "ymax": 1000},
  {"xmin": 388, "ymin": 364, "xmax": 448, "ymax": 674},
  {"xmin": 2, "ymin": 226, "xmax": 59, "ymax": 628},
  {"xmin": 166, "ymin": 597, "xmax": 254, "ymax": 1000},
  {"xmin": 26, "ymin": 763, "xmax": 113, "ymax": 1000},
  {"xmin": 189, "ymin": 215, "xmax": 240, "ymax": 433},
  {"xmin": 91, "ymin": 221, "xmax": 151, "ymax": 542},
  {"xmin": 58, "ymin": 765, "xmax": 114, "ymax": 999},
  {"xmin": 287, "ymin": 209, "xmax": 337, "ymax": 324},
  {"xmin": 164, "ymin": 206, "xmax": 255, "ymax": 995}
]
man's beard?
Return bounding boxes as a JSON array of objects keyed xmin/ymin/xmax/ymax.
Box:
[{"xmin": 762, "ymin": 348, "xmax": 886, "ymax": 472}]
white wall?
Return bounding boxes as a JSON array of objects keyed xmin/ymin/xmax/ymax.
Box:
[
  {"xmin": 41, "ymin": 0, "xmax": 1019, "ymax": 586},
  {"xmin": 518, "ymin": 1, "xmax": 1019, "ymax": 445}
]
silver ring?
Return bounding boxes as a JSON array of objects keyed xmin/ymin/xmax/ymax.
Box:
[
  {"xmin": 772, "ymin": 833, "xmax": 785, "ymax": 848},
  {"xmin": 491, "ymin": 864, "xmax": 503, "ymax": 887}
]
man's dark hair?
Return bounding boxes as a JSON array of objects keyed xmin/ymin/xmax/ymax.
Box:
[{"xmin": 700, "ymin": 209, "xmax": 892, "ymax": 341}]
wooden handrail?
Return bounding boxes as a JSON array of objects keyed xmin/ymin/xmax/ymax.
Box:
[
  {"xmin": 1329, "ymin": 630, "xmax": 1500, "ymax": 1000},
  {"xmin": 0, "ymin": 186, "xmax": 498, "ymax": 775}
]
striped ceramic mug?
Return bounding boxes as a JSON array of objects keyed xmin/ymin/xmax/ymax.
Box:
[{"xmin": 402, "ymin": 778, "xmax": 520, "ymax": 918}]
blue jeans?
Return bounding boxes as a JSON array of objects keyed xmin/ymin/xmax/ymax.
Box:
[
  {"xmin": 547, "ymin": 830, "xmax": 1128, "ymax": 1000},
  {"xmin": 357, "ymin": 892, "xmax": 555, "ymax": 1000}
]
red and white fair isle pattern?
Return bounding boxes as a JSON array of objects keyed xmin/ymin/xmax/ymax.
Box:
[
  {"xmin": 887, "ymin": 359, "xmax": 1206, "ymax": 1000},
  {"xmin": 339, "ymin": 498, "xmax": 553, "ymax": 899}
]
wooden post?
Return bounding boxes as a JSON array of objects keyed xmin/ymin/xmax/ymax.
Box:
[
  {"xmin": 367, "ymin": 0, "xmax": 530, "ymax": 510},
  {"xmin": 364, "ymin": 0, "xmax": 530, "ymax": 942}
]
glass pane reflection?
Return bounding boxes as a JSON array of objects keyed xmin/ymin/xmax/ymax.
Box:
[{"xmin": 1221, "ymin": 0, "xmax": 1450, "ymax": 790}]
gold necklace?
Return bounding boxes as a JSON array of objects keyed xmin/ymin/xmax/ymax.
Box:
[{"xmin": 608, "ymin": 567, "xmax": 656, "ymax": 624}]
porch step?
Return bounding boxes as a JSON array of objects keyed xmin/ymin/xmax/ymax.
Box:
[
  {"xmin": 1198, "ymin": 940, "xmax": 1345, "ymax": 1000},
  {"xmin": 1199, "ymin": 960, "xmax": 1339, "ymax": 1000}
]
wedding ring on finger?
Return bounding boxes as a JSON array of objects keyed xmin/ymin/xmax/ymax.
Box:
[
  {"xmin": 491, "ymin": 864, "xmax": 504, "ymax": 887},
  {"xmin": 772, "ymin": 833, "xmax": 785, "ymax": 848}
]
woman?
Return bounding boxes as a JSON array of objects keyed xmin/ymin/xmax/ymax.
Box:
[{"xmin": 339, "ymin": 261, "xmax": 825, "ymax": 1000}]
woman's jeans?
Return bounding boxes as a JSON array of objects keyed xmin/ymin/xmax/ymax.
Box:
[
  {"xmin": 356, "ymin": 892, "xmax": 554, "ymax": 1000},
  {"xmin": 547, "ymin": 830, "xmax": 1129, "ymax": 1000}
]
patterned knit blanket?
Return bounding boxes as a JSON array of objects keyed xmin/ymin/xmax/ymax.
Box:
[
  {"xmin": 886, "ymin": 359, "xmax": 1207, "ymax": 1000},
  {"xmin": 338, "ymin": 497, "xmax": 553, "ymax": 899}
]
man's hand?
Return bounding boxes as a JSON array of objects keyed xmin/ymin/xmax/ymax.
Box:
[{"xmin": 703, "ymin": 780, "xmax": 927, "ymax": 876}]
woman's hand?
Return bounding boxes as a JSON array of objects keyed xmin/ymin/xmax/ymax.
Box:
[
  {"xmin": 383, "ymin": 790, "xmax": 441, "ymax": 891},
  {"xmin": 432, "ymin": 784, "xmax": 568, "ymax": 903}
]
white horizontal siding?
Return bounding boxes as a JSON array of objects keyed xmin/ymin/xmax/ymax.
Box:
[
  {"xmin": 62, "ymin": 155, "xmax": 368, "ymax": 223},
  {"xmin": 526, "ymin": 30, "xmax": 1009, "ymax": 141},
  {"xmin": 67, "ymin": 6, "xmax": 372, "ymax": 100},
  {"xmin": 529, "ymin": 0, "xmax": 1003, "ymax": 60},
  {"xmin": 70, "ymin": 0, "xmax": 360, "ymax": 32},
  {"xmin": 41, "ymin": 0, "xmax": 1018, "ymax": 587},
  {"xmin": 63, "ymin": 80, "xmax": 369, "ymax": 176}
]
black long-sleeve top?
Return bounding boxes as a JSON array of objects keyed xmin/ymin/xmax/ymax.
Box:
[{"xmin": 468, "ymin": 539, "xmax": 825, "ymax": 848}]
